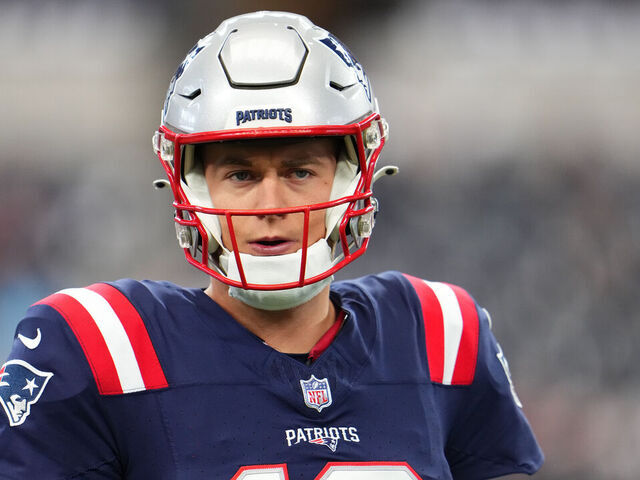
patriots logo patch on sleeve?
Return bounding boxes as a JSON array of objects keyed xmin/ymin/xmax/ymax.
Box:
[{"xmin": 0, "ymin": 360, "xmax": 53, "ymax": 427}]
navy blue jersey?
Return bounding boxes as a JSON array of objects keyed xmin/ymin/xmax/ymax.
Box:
[{"xmin": 0, "ymin": 271, "xmax": 543, "ymax": 479}]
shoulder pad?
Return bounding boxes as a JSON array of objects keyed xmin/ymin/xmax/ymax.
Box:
[
  {"xmin": 403, "ymin": 274, "xmax": 480, "ymax": 385},
  {"xmin": 35, "ymin": 283, "xmax": 168, "ymax": 395}
]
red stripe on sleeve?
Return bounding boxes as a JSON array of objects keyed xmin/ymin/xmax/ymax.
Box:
[
  {"xmin": 447, "ymin": 283, "xmax": 480, "ymax": 385},
  {"xmin": 36, "ymin": 293, "xmax": 123, "ymax": 395},
  {"xmin": 403, "ymin": 274, "xmax": 445, "ymax": 383},
  {"xmin": 87, "ymin": 283, "xmax": 168, "ymax": 390}
]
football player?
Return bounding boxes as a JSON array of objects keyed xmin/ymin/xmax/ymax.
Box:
[{"xmin": 0, "ymin": 11, "xmax": 543, "ymax": 479}]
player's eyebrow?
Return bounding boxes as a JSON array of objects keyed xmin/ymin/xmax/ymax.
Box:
[
  {"xmin": 208, "ymin": 154, "xmax": 331, "ymax": 169},
  {"xmin": 207, "ymin": 156, "xmax": 253, "ymax": 168},
  {"xmin": 280, "ymin": 156, "xmax": 328, "ymax": 168}
]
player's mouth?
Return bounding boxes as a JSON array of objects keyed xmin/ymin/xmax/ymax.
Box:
[{"xmin": 248, "ymin": 237, "xmax": 296, "ymax": 256}]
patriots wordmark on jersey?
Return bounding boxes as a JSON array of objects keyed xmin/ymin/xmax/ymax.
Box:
[{"xmin": 0, "ymin": 272, "xmax": 543, "ymax": 479}]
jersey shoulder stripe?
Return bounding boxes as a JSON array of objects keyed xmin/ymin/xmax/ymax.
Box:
[
  {"xmin": 402, "ymin": 274, "xmax": 480, "ymax": 385},
  {"xmin": 35, "ymin": 283, "xmax": 168, "ymax": 395}
]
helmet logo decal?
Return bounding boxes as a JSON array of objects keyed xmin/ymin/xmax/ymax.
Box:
[
  {"xmin": 163, "ymin": 42, "xmax": 206, "ymax": 118},
  {"xmin": 319, "ymin": 33, "xmax": 372, "ymax": 101},
  {"xmin": 236, "ymin": 107, "xmax": 293, "ymax": 126}
]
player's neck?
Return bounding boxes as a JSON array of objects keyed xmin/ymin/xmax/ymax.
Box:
[{"xmin": 204, "ymin": 280, "xmax": 337, "ymax": 354}]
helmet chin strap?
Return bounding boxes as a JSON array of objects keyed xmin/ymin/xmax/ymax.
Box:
[
  {"xmin": 222, "ymin": 239, "xmax": 334, "ymax": 311},
  {"xmin": 228, "ymin": 277, "xmax": 333, "ymax": 311}
]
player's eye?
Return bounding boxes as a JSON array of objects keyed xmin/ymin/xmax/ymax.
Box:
[
  {"xmin": 229, "ymin": 171, "xmax": 252, "ymax": 182},
  {"xmin": 290, "ymin": 169, "xmax": 311, "ymax": 180}
]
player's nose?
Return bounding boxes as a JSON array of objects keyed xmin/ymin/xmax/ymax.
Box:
[{"xmin": 255, "ymin": 174, "xmax": 288, "ymax": 219}]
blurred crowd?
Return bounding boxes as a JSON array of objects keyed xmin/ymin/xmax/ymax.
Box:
[{"xmin": 1, "ymin": 1, "xmax": 639, "ymax": 478}]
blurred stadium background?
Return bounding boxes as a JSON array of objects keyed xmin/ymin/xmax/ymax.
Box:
[{"xmin": 1, "ymin": 1, "xmax": 639, "ymax": 478}]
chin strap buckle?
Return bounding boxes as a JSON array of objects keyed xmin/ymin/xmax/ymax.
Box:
[
  {"xmin": 175, "ymin": 223, "xmax": 193, "ymax": 249},
  {"xmin": 357, "ymin": 198, "xmax": 378, "ymax": 238}
]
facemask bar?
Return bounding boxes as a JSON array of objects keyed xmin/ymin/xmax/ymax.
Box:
[{"xmin": 153, "ymin": 112, "xmax": 387, "ymax": 290}]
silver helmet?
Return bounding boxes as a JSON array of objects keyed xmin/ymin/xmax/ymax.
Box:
[{"xmin": 153, "ymin": 11, "xmax": 391, "ymax": 309}]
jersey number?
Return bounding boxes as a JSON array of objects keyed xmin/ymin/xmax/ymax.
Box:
[{"xmin": 232, "ymin": 462, "xmax": 422, "ymax": 479}]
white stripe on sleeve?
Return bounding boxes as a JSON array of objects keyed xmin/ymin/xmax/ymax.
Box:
[
  {"xmin": 424, "ymin": 281, "xmax": 463, "ymax": 385},
  {"xmin": 59, "ymin": 288, "xmax": 146, "ymax": 393}
]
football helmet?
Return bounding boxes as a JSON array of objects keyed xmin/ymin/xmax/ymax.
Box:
[{"xmin": 153, "ymin": 11, "xmax": 392, "ymax": 309}]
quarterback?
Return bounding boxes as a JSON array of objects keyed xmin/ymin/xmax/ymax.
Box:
[{"xmin": 0, "ymin": 11, "xmax": 543, "ymax": 479}]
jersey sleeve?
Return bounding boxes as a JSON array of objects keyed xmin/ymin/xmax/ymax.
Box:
[
  {"xmin": 401, "ymin": 273, "xmax": 543, "ymax": 479},
  {"xmin": 0, "ymin": 301, "xmax": 122, "ymax": 479},
  {"xmin": 443, "ymin": 306, "xmax": 544, "ymax": 479}
]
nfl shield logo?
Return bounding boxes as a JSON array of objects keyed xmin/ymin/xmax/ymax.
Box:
[{"xmin": 299, "ymin": 375, "xmax": 332, "ymax": 412}]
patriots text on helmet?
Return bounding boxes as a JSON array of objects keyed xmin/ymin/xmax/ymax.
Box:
[{"xmin": 236, "ymin": 107, "xmax": 293, "ymax": 126}]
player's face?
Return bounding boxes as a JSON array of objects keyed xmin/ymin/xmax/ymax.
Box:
[{"xmin": 202, "ymin": 138, "xmax": 338, "ymax": 256}]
